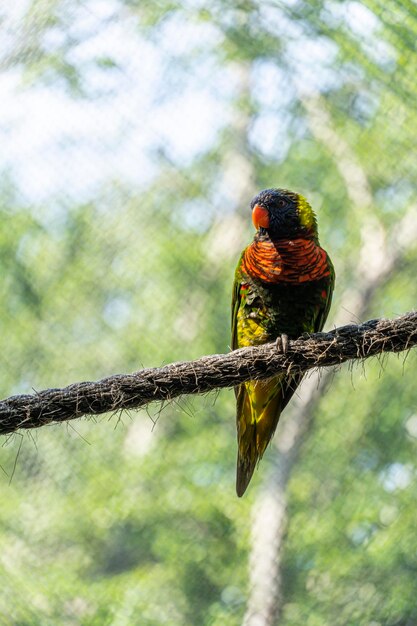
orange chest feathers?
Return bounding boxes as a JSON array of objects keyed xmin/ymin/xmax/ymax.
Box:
[{"xmin": 241, "ymin": 238, "xmax": 331, "ymax": 284}]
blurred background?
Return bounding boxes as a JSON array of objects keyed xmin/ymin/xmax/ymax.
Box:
[{"xmin": 1, "ymin": 1, "xmax": 417, "ymax": 624}]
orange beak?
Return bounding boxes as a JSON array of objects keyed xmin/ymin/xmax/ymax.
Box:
[{"xmin": 252, "ymin": 204, "xmax": 270, "ymax": 229}]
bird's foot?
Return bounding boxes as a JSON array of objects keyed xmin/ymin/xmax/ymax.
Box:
[{"xmin": 275, "ymin": 333, "xmax": 289, "ymax": 354}]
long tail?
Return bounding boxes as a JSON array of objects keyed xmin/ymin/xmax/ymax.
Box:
[{"xmin": 235, "ymin": 377, "xmax": 283, "ymax": 497}]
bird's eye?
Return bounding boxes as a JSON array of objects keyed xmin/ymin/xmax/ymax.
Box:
[{"xmin": 277, "ymin": 199, "xmax": 286, "ymax": 207}]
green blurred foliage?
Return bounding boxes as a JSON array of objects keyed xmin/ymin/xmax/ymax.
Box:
[{"xmin": 0, "ymin": 0, "xmax": 417, "ymax": 624}]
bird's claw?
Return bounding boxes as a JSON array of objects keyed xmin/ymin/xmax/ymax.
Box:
[{"xmin": 275, "ymin": 333, "xmax": 289, "ymax": 354}]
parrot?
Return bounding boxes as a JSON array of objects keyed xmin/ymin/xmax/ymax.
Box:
[{"xmin": 231, "ymin": 188, "xmax": 335, "ymax": 496}]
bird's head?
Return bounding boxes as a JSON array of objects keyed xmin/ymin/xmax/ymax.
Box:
[{"xmin": 251, "ymin": 188, "xmax": 318, "ymax": 239}]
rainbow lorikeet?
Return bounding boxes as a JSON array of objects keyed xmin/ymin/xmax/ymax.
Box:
[{"xmin": 232, "ymin": 188, "xmax": 335, "ymax": 496}]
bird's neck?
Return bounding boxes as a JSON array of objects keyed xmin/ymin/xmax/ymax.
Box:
[{"xmin": 257, "ymin": 227, "xmax": 318, "ymax": 243}]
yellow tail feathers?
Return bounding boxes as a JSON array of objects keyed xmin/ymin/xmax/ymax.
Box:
[{"xmin": 235, "ymin": 377, "xmax": 283, "ymax": 497}]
